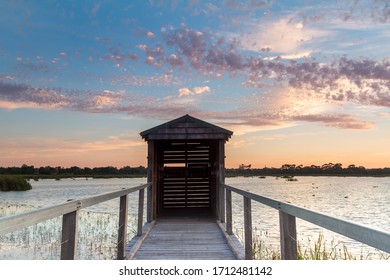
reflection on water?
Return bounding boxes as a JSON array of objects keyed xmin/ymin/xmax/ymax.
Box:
[{"xmin": 1, "ymin": 176, "xmax": 389, "ymax": 259}]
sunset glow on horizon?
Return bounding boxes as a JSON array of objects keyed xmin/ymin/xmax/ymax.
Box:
[{"xmin": 1, "ymin": 1, "xmax": 390, "ymax": 169}]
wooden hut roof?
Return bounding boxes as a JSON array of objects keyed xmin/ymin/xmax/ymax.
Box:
[{"xmin": 140, "ymin": 114, "xmax": 233, "ymax": 141}]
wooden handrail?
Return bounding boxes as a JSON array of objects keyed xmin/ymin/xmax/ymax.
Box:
[
  {"xmin": 223, "ymin": 184, "xmax": 390, "ymax": 259},
  {"xmin": 0, "ymin": 182, "xmax": 151, "ymax": 260}
]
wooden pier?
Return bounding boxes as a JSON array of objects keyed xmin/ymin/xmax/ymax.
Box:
[{"xmin": 127, "ymin": 216, "xmax": 237, "ymax": 260}]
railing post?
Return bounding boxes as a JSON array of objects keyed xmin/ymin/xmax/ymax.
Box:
[
  {"xmin": 226, "ymin": 188, "xmax": 233, "ymax": 235},
  {"xmin": 218, "ymin": 140, "xmax": 226, "ymax": 223},
  {"xmin": 137, "ymin": 188, "xmax": 145, "ymax": 236},
  {"xmin": 61, "ymin": 210, "xmax": 78, "ymax": 260},
  {"xmin": 147, "ymin": 141, "xmax": 153, "ymax": 223},
  {"xmin": 279, "ymin": 210, "xmax": 298, "ymax": 260},
  {"xmin": 117, "ymin": 194, "xmax": 129, "ymax": 260},
  {"xmin": 244, "ymin": 196, "xmax": 252, "ymax": 260}
]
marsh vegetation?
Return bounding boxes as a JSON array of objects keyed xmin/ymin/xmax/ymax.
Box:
[{"xmin": 0, "ymin": 176, "xmax": 32, "ymax": 191}]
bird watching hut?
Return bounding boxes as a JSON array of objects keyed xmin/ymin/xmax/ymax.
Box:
[{"xmin": 140, "ymin": 114, "xmax": 233, "ymax": 221}]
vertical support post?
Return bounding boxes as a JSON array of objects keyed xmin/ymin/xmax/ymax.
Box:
[
  {"xmin": 226, "ymin": 188, "xmax": 233, "ymax": 235},
  {"xmin": 61, "ymin": 210, "xmax": 78, "ymax": 260},
  {"xmin": 244, "ymin": 196, "xmax": 252, "ymax": 260},
  {"xmin": 146, "ymin": 141, "xmax": 153, "ymax": 223},
  {"xmin": 279, "ymin": 211, "xmax": 298, "ymax": 260},
  {"xmin": 117, "ymin": 194, "xmax": 128, "ymax": 260},
  {"xmin": 218, "ymin": 140, "xmax": 225, "ymax": 223},
  {"xmin": 137, "ymin": 188, "xmax": 145, "ymax": 236},
  {"xmin": 152, "ymin": 141, "xmax": 158, "ymax": 220}
]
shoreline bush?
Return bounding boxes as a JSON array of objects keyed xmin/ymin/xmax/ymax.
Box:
[{"xmin": 0, "ymin": 175, "xmax": 32, "ymax": 191}]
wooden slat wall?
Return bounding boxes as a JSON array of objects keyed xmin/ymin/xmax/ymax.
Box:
[{"xmin": 162, "ymin": 142, "xmax": 211, "ymax": 209}]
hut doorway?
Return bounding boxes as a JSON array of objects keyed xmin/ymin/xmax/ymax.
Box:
[
  {"xmin": 159, "ymin": 140, "xmax": 214, "ymax": 216},
  {"xmin": 140, "ymin": 115, "xmax": 232, "ymax": 220}
]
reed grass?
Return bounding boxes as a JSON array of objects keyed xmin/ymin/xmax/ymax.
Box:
[{"xmin": 236, "ymin": 227, "xmax": 390, "ymax": 260}]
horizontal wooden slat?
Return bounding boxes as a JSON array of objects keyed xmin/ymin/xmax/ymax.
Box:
[
  {"xmin": 163, "ymin": 159, "xmax": 210, "ymax": 163},
  {"xmin": 0, "ymin": 201, "xmax": 81, "ymax": 234},
  {"xmin": 164, "ymin": 147, "xmax": 209, "ymax": 151}
]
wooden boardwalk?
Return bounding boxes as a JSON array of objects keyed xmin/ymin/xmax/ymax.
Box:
[{"xmin": 126, "ymin": 216, "xmax": 237, "ymax": 260}]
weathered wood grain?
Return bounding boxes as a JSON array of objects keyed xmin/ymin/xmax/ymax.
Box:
[
  {"xmin": 225, "ymin": 189, "xmax": 233, "ymax": 235},
  {"xmin": 279, "ymin": 210, "xmax": 298, "ymax": 260},
  {"xmin": 61, "ymin": 210, "xmax": 78, "ymax": 260},
  {"xmin": 243, "ymin": 197, "xmax": 252, "ymax": 260},
  {"xmin": 129, "ymin": 217, "xmax": 236, "ymax": 260},
  {"xmin": 137, "ymin": 189, "xmax": 144, "ymax": 236},
  {"xmin": 117, "ymin": 194, "xmax": 128, "ymax": 260}
]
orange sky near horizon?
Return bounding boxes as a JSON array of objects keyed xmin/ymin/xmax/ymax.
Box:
[{"xmin": 1, "ymin": 118, "xmax": 388, "ymax": 169}]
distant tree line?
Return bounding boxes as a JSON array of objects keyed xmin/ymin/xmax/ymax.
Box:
[
  {"xmin": 0, "ymin": 164, "xmax": 147, "ymax": 178},
  {"xmin": 226, "ymin": 163, "xmax": 390, "ymax": 177},
  {"xmin": 1, "ymin": 163, "xmax": 390, "ymax": 178}
]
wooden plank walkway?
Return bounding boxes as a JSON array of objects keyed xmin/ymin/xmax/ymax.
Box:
[{"xmin": 126, "ymin": 216, "xmax": 237, "ymax": 260}]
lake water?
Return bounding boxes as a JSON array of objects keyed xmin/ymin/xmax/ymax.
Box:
[{"xmin": 1, "ymin": 176, "xmax": 389, "ymax": 259}]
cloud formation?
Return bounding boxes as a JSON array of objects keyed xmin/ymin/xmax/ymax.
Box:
[
  {"xmin": 238, "ymin": 18, "xmax": 327, "ymax": 54},
  {"xmin": 0, "ymin": 79, "xmax": 379, "ymax": 131},
  {"xmin": 178, "ymin": 86, "xmax": 210, "ymax": 97},
  {"xmin": 159, "ymin": 25, "xmax": 390, "ymax": 110},
  {"xmin": 3, "ymin": 1, "xmax": 390, "ymax": 134}
]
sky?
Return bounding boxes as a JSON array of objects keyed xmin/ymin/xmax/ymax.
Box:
[{"xmin": 0, "ymin": 0, "xmax": 389, "ymax": 169}]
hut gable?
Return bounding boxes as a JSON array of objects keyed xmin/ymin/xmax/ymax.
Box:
[{"xmin": 140, "ymin": 114, "xmax": 233, "ymax": 141}]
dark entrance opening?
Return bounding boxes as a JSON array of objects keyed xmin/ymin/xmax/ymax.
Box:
[
  {"xmin": 140, "ymin": 115, "xmax": 233, "ymax": 220},
  {"xmin": 159, "ymin": 140, "xmax": 215, "ymax": 216}
]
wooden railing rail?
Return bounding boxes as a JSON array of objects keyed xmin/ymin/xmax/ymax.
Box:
[
  {"xmin": 0, "ymin": 182, "xmax": 151, "ymax": 260},
  {"xmin": 223, "ymin": 184, "xmax": 390, "ymax": 260}
]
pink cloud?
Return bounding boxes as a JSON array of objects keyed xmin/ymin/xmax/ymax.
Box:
[
  {"xmin": 137, "ymin": 44, "xmax": 148, "ymax": 51},
  {"xmin": 0, "ymin": 80, "xmax": 377, "ymax": 131},
  {"xmin": 292, "ymin": 113, "xmax": 374, "ymax": 130},
  {"xmin": 145, "ymin": 56, "xmax": 154, "ymax": 65},
  {"xmin": 178, "ymin": 86, "xmax": 210, "ymax": 97},
  {"xmin": 146, "ymin": 31, "xmax": 155, "ymax": 40},
  {"xmin": 178, "ymin": 88, "xmax": 192, "ymax": 97},
  {"xmin": 160, "ymin": 25, "xmax": 390, "ymax": 109},
  {"xmin": 167, "ymin": 54, "xmax": 184, "ymax": 67},
  {"xmin": 103, "ymin": 47, "xmax": 139, "ymax": 65},
  {"xmin": 193, "ymin": 86, "xmax": 210, "ymax": 94}
]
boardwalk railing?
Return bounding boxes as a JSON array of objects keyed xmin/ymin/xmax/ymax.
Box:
[
  {"xmin": 0, "ymin": 182, "xmax": 150, "ymax": 260},
  {"xmin": 223, "ymin": 184, "xmax": 390, "ymax": 260}
]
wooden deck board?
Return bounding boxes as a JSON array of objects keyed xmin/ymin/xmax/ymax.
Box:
[{"xmin": 127, "ymin": 216, "xmax": 237, "ymax": 260}]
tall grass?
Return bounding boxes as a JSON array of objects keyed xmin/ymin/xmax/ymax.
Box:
[
  {"xmin": 236, "ymin": 227, "xmax": 390, "ymax": 260},
  {"xmin": 296, "ymin": 234, "xmax": 390, "ymax": 260}
]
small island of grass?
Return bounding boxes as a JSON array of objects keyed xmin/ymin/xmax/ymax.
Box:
[{"xmin": 0, "ymin": 175, "xmax": 32, "ymax": 191}]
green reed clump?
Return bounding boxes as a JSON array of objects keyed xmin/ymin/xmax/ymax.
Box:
[{"xmin": 0, "ymin": 175, "xmax": 32, "ymax": 191}]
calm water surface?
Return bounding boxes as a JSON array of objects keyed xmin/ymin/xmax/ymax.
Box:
[{"xmin": 1, "ymin": 176, "xmax": 389, "ymax": 259}]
